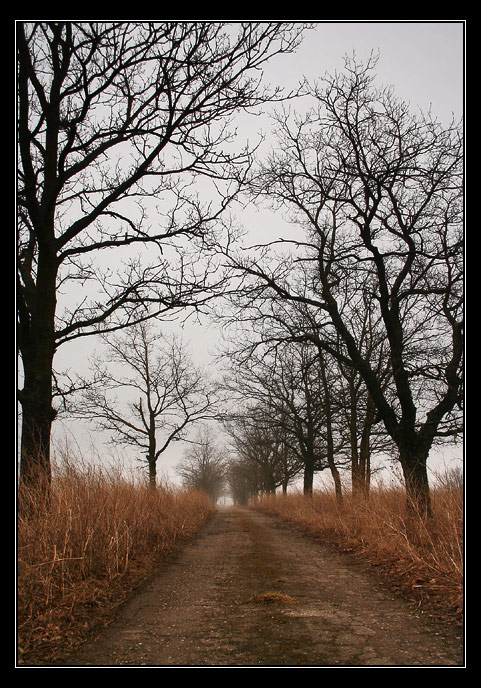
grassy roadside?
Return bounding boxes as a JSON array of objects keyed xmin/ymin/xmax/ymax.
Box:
[
  {"xmin": 17, "ymin": 459, "xmax": 215, "ymax": 665},
  {"xmin": 17, "ymin": 460, "xmax": 463, "ymax": 665},
  {"xmin": 251, "ymin": 486, "xmax": 463, "ymax": 627}
]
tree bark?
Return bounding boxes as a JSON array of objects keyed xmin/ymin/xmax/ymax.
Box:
[
  {"xmin": 148, "ymin": 459, "xmax": 157, "ymax": 488},
  {"xmin": 399, "ymin": 443, "xmax": 432, "ymax": 519},
  {"xmin": 18, "ymin": 247, "xmax": 58, "ymax": 498},
  {"xmin": 303, "ymin": 461, "xmax": 314, "ymax": 496}
]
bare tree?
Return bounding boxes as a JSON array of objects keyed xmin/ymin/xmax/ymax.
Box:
[
  {"xmin": 176, "ymin": 427, "xmax": 227, "ymax": 502},
  {"xmin": 227, "ymin": 456, "xmax": 255, "ymax": 505},
  {"xmin": 80, "ymin": 322, "xmax": 219, "ymax": 486},
  {"xmin": 334, "ymin": 300, "xmax": 395, "ymax": 498},
  {"xmin": 226, "ymin": 341, "xmax": 346, "ymax": 496},
  {"xmin": 225, "ymin": 409, "xmax": 295, "ymax": 497},
  {"xmin": 16, "ymin": 21, "xmax": 310, "ymax": 496},
  {"xmin": 224, "ymin": 55, "xmax": 463, "ymax": 516}
]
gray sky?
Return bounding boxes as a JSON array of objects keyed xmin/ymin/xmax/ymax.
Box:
[
  {"xmin": 52, "ymin": 21, "xmax": 465, "ymax": 485},
  {"xmin": 268, "ymin": 22, "xmax": 463, "ymax": 122}
]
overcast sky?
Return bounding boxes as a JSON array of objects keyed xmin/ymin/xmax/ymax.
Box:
[
  {"xmin": 53, "ymin": 21, "xmax": 465, "ymax": 484},
  {"xmin": 266, "ymin": 21, "xmax": 463, "ymax": 121}
]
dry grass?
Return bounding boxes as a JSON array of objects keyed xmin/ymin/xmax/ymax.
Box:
[
  {"xmin": 251, "ymin": 485, "xmax": 464, "ymax": 626},
  {"xmin": 248, "ymin": 592, "xmax": 297, "ymax": 605},
  {"xmin": 17, "ymin": 456, "xmax": 215, "ymax": 665}
]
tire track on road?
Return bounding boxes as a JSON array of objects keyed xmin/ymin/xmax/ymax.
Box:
[{"xmin": 58, "ymin": 507, "xmax": 463, "ymax": 667}]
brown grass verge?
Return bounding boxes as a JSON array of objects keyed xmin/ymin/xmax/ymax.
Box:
[
  {"xmin": 251, "ymin": 486, "xmax": 463, "ymax": 627},
  {"xmin": 17, "ymin": 458, "xmax": 215, "ymax": 665}
]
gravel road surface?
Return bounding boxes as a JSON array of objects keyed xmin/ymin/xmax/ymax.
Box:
[{"xmin": 59, "ymin": 506, "xmax": 464, "ymax": 667}]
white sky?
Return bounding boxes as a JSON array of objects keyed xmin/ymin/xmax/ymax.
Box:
[
  {"xmin": 51, "ymin": 21, "xmax": 465, "ymax": 485},
  {"xmin": 267, "ymin": 21, "xmax": 463, "ymax": 120}
]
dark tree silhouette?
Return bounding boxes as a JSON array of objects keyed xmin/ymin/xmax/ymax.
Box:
[
  {"xmin": 224, "ymin": 55, "xmax": 463, "ymax": 516},
  {"xmin": 17, "ymin": 21, "xmax": 309, "ymax": 497},
  {"xmin": 79, "ymin": 322, "xmax": 219, "ymax": 487},
  {"xmin": 222, "ymin": 340, "xmax": 344, "ymax": 497}
]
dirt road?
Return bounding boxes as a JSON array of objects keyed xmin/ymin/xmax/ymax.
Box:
[{"xmin": 59, "ymin": 506, "xmax": 463, "ymax": 667}]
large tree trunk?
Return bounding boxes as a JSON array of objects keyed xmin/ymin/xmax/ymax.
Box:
[
  {"xmin": 18, "ymin": 21, "xmax": 61, "ymax": 504},
  {"xmin": 399, "ymin": 443, "xmax": 432, "ymax": 519},
  {"xmin": 19, "ymin": 383, "xmax": 55, "ymax": 489},
  {"xmin": 303, "ymin": 461, "xmax": 314, "ymax": 495},
  {"xmin": 147, "ymin": 425, "xmax": 158, "ymax": 488},
  {"xmin": 148, "ymin": 459, "xmax": 157, "ymax": 488},
  {"xmin": 19, "ymin": 357, "xmax": 57, "ymax": 504},
  {"xmin": 18, "ymin": 246, "xmax": 58, "ymax": 504}
]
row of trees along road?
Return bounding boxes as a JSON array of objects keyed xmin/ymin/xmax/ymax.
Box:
[
  {"xmin": 219, "ymin": 54, "xmax": 463, "ymax": 517},
  {"xmin": 17, "ymin": 24, "xmax": 463, "ymax": 518},
  {"xmin": 221, "ymin": 337, "xmax": 393, "ymax": 504},
  {"xmin": 17, "ymin": 21, "xmax": 310, "ymax": 504}
]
